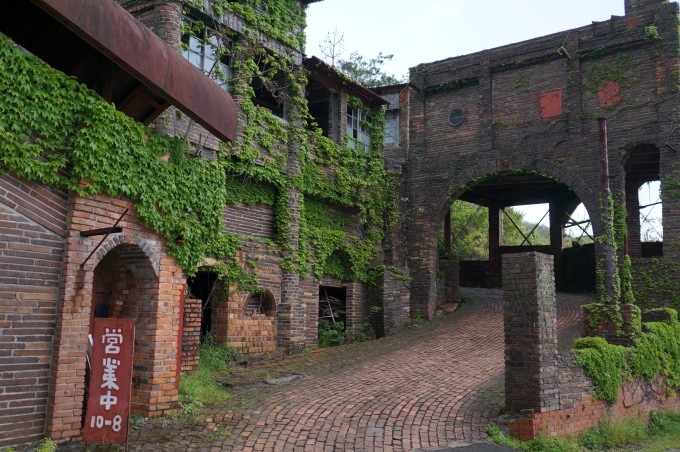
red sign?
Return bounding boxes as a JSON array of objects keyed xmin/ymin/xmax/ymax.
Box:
[
  {"xmin": 598, "ymin": 81, "xmax": 622, "ymax": 108},
  {"xmin": 83, "ymin": 318, "xmax": 135, "ymax": 444},
  {"xmin": 539, "ymin": 90, "xmax": 563, "ymax": 119}
]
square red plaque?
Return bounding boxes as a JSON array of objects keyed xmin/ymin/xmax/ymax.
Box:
[
  {"xmin": 539, "ymin": 90, "xmax": 563, "ymax": 119},
  {"xmin": 598, "ymin": 81, "xmax": 622, "ymax": 108}
]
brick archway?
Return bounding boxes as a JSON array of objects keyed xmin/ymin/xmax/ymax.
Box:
[
  {"xmin": 407, "ymin": 158, "xmax": 602, "ymax": 319},
  {"xmin": 91, "ymin": 234, "xmax": 160, "ymax": 278},
  {"xmin": 90, "ymin": 241, "xmax": 164, "ymax": 415},
  {"xmin": 436, "ymin": 158, "xmax": 602, "ymax": 236}
]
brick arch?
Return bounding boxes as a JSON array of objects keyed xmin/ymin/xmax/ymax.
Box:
[
  {"xmin": 91, "ymin": 234, "xmax": 160, "ymax": 279},
  {"xmin": 244, "ymin": 289, "xmax": 277, "ymax": 317},
  {"xmin": 407, "ymin": 157, "xmax": 602, "ymax": 319},
  {"xmin": 434, "ymin": 157, "xmax": 602, "ymax": 237}
]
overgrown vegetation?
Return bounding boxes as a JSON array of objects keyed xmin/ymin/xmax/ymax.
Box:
[
  {"xmin": 487, "ymin": 411, "xmax": 680, "ymax": 452},
  {"xmin": 317, "ymin": 320, "xmax": 347, "ymax": 348},
  {"xmin": 178, "ymin": 334, "xmax": 240, "ymax": 415},
  {"xmin": 0, "ymin": 0, "xmax": 398, "ymax": 289},
  {"xmin": 572, "ymin": 308, "xmax": 680, "ymax": 403}
]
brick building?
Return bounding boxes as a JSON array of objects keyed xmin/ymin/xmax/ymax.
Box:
[
  {"xmin": 2, "ymin": 0, "xmax": 680, "ymax": 448},
  {"xmin": 0, "ymin": 0, "xmax": 400, "ymax": 448},
  {"xmin": 401, "ymin": 0, "xmax": 680, "ymax": 319}
]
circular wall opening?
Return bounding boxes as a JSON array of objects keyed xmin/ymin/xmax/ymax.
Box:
[{"xmin": 448, "ymin": 109, "xmax": 465, "ymax": 127}]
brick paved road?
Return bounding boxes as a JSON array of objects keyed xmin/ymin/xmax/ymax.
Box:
[{"xmin": 62, "ymin": 288, "xmax": 593, "ymax": 452}]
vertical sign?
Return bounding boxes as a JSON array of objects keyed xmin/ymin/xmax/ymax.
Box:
[{"xmin": 83, "ymin": 318, "xmax": 135, "ymax": 444}]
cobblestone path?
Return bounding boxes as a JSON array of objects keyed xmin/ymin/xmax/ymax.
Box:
[{"xmin": 62, "ymin": 289, "xmax": 594, "ymax": 452}]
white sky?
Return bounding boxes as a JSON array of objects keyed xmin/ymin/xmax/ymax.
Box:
[
  {"xmin": 305, "ymin": 0, "xmax": 624, "ymax": 79},
  {"xmin": 306, "ymin": 0, "xmax": 663, "ymax": 236}
]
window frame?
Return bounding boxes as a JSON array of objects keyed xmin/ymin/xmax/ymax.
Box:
[
  {"xmin": 346, "ymin": 105, "xmax": 373, "ymax": 153},
  {"xmin": 181, "ymin": 18, "xmax": 233, "ymax": 92}
]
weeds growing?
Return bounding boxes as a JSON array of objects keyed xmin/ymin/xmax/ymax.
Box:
[
  {"xmin": 488, "ymin": 410, "xmax": 680, "ymax": 451},
  {"xmin": 178, "ymin": 334, "xmax": 240, "ymax": 415}
]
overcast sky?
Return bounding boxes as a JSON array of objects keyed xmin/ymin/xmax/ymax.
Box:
[
  {"xmin": 305, "ymin": 0, "xmax": 662, "ymax": 235},
  {"xmin": 305, "ymin": 0, "xmax": 624, "ymax": 80}
]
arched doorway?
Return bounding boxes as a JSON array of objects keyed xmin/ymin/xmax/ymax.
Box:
[
  {"xmin": 408, "ymin": 162, "xmax": 602, "ymax": 319},
  {"xmin": 89, "ymin": 242, "xmax": 162, "ymax": 415}
]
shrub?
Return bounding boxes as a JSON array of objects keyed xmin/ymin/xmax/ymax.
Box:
[{"xmin": 318, "ymin": 320, "xmax": 346, "ymax": 347}]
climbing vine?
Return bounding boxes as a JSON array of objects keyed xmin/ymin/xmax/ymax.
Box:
[
  {"xmin": 0, "ymin": 0, "xmax": 395, "ymax": 289},
  {"xmin": 574, "ymin": 308, "xmax": 680, "ymax": 403}
]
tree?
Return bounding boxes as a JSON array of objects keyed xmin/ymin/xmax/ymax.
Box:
[
  {"xmin": 319, "ymin": 26, "xmax": 346, "ymax": 67},
  {"xmin": 439, "ymin": 201, "xmax": 547, "ymax": 259},
  {"xmin": 338, "ymin": 51, "xmax": 404, "ymax": 88}
]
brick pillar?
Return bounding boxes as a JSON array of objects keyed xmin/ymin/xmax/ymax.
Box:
[
  {"xmin": 278, "ymin": 88, "xmax": 306, "ymax": 353},
  {"xmin": 181, "ymin": 297, "xmax": 201, "ymax": 374},
  {"xmin": 626, "ymin": 181, "xmax": 642, "ymax": 258},
  {"xmin": 503, "ymin": 252, "xmax": 559, "ymax": 414},
  {"xmin": 126, "ymin": 1, "xmax": 183, "ymax": 138},
  {"xmin": 345, "ymin": 281, "xmax": 366, "ymax": 334}
]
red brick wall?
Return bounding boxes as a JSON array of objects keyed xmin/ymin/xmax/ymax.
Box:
[
  {"xmin": 46, "ymin": 194, "xmax": 185, "ymax": 443},
  {"xmin": 509, "ymin": 367, "xmax": 680, "ymax": 440},
  {"xmin": 181, "ymin": 298, "xmax": 201, "ymax": 374},
  {"xmin": 0, "ymin": 172, "xmax": 69, "ymax": 450}
]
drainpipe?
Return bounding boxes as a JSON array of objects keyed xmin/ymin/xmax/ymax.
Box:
[{"xmin": 598, "ymin": 117, "xmax": 618, "ymax": 303}]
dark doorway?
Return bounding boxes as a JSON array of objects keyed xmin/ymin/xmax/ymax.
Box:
[
  {"xmin": 319, "ymin": 285, "xmax": 347, "ymax": 325},
  {"xmin": 187, "ymin": 271, "xmax": 219, "ymax": 338}
]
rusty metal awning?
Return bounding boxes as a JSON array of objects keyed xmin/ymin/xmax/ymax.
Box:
[{"xmin": 1, "ymin": 0, "xmax": 237, "ymax": 142}]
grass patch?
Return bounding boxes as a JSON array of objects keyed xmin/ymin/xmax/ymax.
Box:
[
  {"xmin": 644, "ymin": 410, "xmax": 680, "ymax": 451},
  {"xmin": 487, "ymin": 425, "xmax": 581, "ymax": 452},
  {"xmin": 178, "ymin": 334, "xmax": 240, "ymax": 415},
  {"xmin": 488, "ymin": 410, "xmax": 680, "ymax": 451}
]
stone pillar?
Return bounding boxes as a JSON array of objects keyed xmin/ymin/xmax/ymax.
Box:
[
  {"xmin": 626, "ymin": 181, "xmax": 642, "ymax": 258},
  {"xmin": 503, "ymin": 252, "xmax": 559, "ymax": 414}
]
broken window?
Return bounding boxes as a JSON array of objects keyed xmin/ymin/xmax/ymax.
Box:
[
  {"xmin": 181, "ymin": 18, "xmax": 233, "ymax": 92},
  {"xmin": 346, "ymin": 106, "xmax": 373, "ymax": 152},
  {"xmin": 250, "ymin": 68, "xmax": 289, "ymax": 119}
]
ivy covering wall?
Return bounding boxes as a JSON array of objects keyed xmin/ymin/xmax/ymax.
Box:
[{"xmin": 0, "ymin": 0, "xmax": 396, "ymax": 289}]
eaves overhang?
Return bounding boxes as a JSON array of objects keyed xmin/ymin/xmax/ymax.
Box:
[{"xmin": 1, "ymin": 0, "xmax": 238, "ymax": 142}]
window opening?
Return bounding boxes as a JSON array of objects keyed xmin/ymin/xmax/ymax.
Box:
[
  {"xmin": 250, "ymin": 69, "xmax": 289, "ymax": 119},
  {"xmin": 639, "ymin": 181, "xmax": 663, "ymax": 257},
  {"xmin": 346, "ymin": 106, "xmax": 373, "ymax": 152},
  {"xmin": 639, "ymin": 181, "xmax": 662, "ymax": 242},
  {"xmin": 182, "ymin": 18, "xmax": 233, "ymax": 92},
  {"xmin": 501, "ymin": 204, "xmax": 551, "ymax": 246},
  {"xmin": 563, "ymin": 203, "xmax": 594, "ymax": 245},
  {"xmin": 245, "ymin": 290, "xmax": 276, "ymax": 317}
]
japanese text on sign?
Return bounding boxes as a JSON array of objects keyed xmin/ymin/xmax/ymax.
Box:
[{"xmin": 83, "ymin": 319, "xmax": 135, "ymax": 444}]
